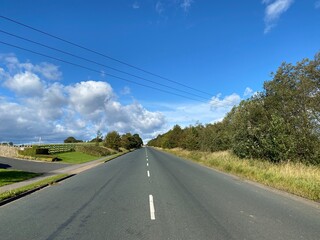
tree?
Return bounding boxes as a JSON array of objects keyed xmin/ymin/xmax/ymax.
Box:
[
  {"xmin": 121, "ymin": 133, "xmax": 143, "ymax": 150},
  {"xmin": 104, "ymin": 131, "xmax": 121, "ymax": 150},
  {"xmin": 132, "ymin": 134, "xmax": 143, "ymax": 148},
  {"xmin": 64, "ymin": 136, "xmax": 79, "ymax": 143},
  {"xmin": 121, "ymin": 133, "xmax": 134, "ymax": 150},
  {"xmin": 95, "ymin": 130, "xmax": 103, "ymax": 146}
]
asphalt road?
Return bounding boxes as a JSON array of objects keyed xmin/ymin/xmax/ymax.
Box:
[
  {"xmin": 0, "ymin": 156, "xmax": 69, "ymax": 173},
  {"xmin": 0, "ymin": 147, "xmax": 319, "ymax": 240}
]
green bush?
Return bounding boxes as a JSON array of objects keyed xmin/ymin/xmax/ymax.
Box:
[
  {"xmin": 18, "ymin": 146, "xmax": 38, "ymax": 157},
  {"xmin": 75, "ymin": 145, "xmax": 111, "ymax": 157}
]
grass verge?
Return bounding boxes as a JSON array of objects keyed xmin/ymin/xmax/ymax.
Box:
[
  {"xmin": 0, "ymin": 174, "xmax": 69, "ymax": 202},
  {"xmin": 0, "ymin": 169, "xmax": 41, "ymax": 187},
  {"xmin": 55, "ymin": 152, "xmax": 99, "ymax": 164},
  {"xmin": 162, "ymin": 148, "xmax": 320, "ymax": 201},
  {"xmin": 103, "ymin": 150, "xmax": 130, "ymax": 162}
]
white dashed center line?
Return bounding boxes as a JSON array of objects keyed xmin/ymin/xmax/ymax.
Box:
[
  {"xmin": 149, "ymin": 195, "xmax": 155, "ymax": 220},
  {"xmin": 147, "ymin": 170, "xmax": 150, "ymax": 177}
]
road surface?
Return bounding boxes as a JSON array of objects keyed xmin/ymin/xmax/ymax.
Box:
[
  {"xmin": 0, "ymin": 147, "xmax": 319, "ymax": 239},
  {"xmin": 0, "ymin": 156, "xmax": 69, "ymax": 173}
]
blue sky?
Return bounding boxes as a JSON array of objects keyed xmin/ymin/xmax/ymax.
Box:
[{"xmin": 0, "ymin": 0, "xmax": 319, "ymax": 144}]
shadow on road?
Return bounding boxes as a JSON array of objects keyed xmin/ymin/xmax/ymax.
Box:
[{"xmin": 0, "ymin": 163, "xmax": 11, "ymax": 169}]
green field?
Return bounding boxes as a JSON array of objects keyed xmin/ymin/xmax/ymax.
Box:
[
  {"xmin": 55, "ymin": 152, "xmax": 99, "ymax": 164},
  {"xmin": 0, "ymin": 169, "xmax": 41, "ymax": 187}
]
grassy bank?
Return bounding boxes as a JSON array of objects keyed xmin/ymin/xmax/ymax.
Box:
[
  {"xmin": 162, "ymin": 148, "xmax": 320, "ymax": 201},
  {"xmin": 0, "ymin": 174, "xmax": 69, "ymax": 201},
  {"xmin": 56, "ymin": 152, "xmax": 99, "ymax": 164},
  {"xmin": 0, "ymin": 169, "xmax": 41, "ymax": 187}
]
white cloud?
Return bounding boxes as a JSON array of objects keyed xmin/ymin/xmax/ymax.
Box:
[
  {"xmin": 156, "ymin": 1, "xmax": 165, "ymax": 14},
  {"xmin": 262, "ymin": 0, "xmax": 294, "ymax": 33},
  {"xmin": 120, "ymin": 86, "xmax": 131, "ymax": 95},
  {"xmin": 33, "ymin": 62, "xmax": 62, "ymax": 80},
  {"xmin": 0, "ymin": 54, "xmax": 61, "ymax": 80},
  {"xmin": 145, "ymin": 92, "xmax": 243, "ymax": 138},
  {"xmin": 68, "ymin": 81, "xmax": 113, "ymax": 116},
  {"xmin": 210, "ymin": 93, "xmax": 241, "ymax": 111},
  {"xmin": 243, "ymin": 87, "xmax": 254, "ymax": 97},
  {"xmin": 315, "ymin": 1, "xmax": 320, "ymax": 9},
  {"xmin": 104, "ymin": 99, "xmax": 165, "ymax": 136},
  {"xmin": 180, "ymin": 0, "xmax": 193, "ymax": 12},
  {"xmin": 132, "ymin": 1, "xmax": 140, "ymax": 9},
  {"xmin": 0, "ymin": 55, "xmax": 166, "ymax": 143},
  {"xmin": 4, "ymin": 71, "xmax": 44, "ymax": 96}
]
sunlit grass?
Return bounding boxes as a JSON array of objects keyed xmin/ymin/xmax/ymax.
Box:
[
  {"xmin": 0, "ymin": 169, "xmax": 41, "ymax": 187},
  {"xmin": 55, "ymin": 152, "xmax": 99, "ymax": 164},
  {"xmin": 163, "ymin": 148, "xmax": 320, "ymax": 201},
  {"xmin": 0, "ymin": 174, "xmax": 69, "ymax": 201}
]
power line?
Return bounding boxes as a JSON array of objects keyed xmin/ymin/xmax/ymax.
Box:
[
  {"xmin": 0, "ymin": 29, "xmax": 208, "ymax": 100},
  {"xmin": 0, "ymin": 15, "xmax": 213, "ymax": 96},
  {"xmin": 0, "ymin": 40, "xmax": 208, "ymax": 103}
]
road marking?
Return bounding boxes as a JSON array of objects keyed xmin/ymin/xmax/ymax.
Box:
[
  {"xmin": 149, "ymin": 195, "xmax": 155, "ymax": 220},
  {"xmin": 147, "ymin": 163, "xmax": 149, "ymax": 167},
  {"xmin": 147, "ymin": 170, "xmax": 150, "ymax": 177},
  {"xmin": 146, "ymin": 158, "xmax": 148, "ymax": 161}
]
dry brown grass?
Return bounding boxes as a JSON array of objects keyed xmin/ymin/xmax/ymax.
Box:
[{"xmin": 163, "ymin": 148, "xmax": 320, "ymax": 201}]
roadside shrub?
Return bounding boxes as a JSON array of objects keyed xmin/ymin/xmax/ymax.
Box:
[
  {"xmin": 18, "ymin": 146, "xmax": 37, "ymax": 157},
  {"xmin": 75, "ymin": 145, "xmax": 111, "ymax": 157}
]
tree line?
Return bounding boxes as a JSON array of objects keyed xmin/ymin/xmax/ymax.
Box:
[
  {"xmin": 64, "ymin": 131, "xmax": 143, "ymax": 150},
  {"xmin": 148, "ymin": 52, "xmax": 320, "ymax": 165}
]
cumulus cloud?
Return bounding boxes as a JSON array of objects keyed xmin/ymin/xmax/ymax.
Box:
[
  {"xmin": 68, "ymin": 81, "xmax": 113, "ymax": 116},
  {"xmin": 0, "ymin": 54, "xmax": 62, "ymax": 80},
  {"xmin": 262, "ymin": 0, "xmax": 294, "ymax": 33},
  {"xmin": 315, "ymin": 1, "xmax": 320, "ymax": 9},
  {"xmin": 4, "ymin": 71, "xmax": 44, "ymax": 96},
  {"xmin": 180, "ymin": 0, "xmax": 193, "ymax": 12},
  {"xmin": 104, "ymin": 99, "xmax": 166, "ymax": 135},
  {"xmin": 210, "ymin": 93, "xmax": 241, "ymax": 111},
  {"xmin": 0, "ymin": 54, "xmax": 166, "ymax": 143},
  {"xmin": 33, "ymin": 62, "xmax": 62, "ymax": 80},
  {"xmin": 147, "ymin": 91, "xmax": 246, "ymax": 141}
]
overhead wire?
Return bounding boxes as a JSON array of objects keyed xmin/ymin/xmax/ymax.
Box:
[
  {"xmin": 0, "ymin": 15, "xmax": 213, "ymax": 96},
  {"xmin": 0, "ymin": 29, "xmax": 208, "ymax": 100},
  {"xmin": 0, "ymin": 40, "xmax": 208, "ymax": 103}
]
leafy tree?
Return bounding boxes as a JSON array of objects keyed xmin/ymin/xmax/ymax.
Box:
[
  {"xmin": 64, "ymin": 136, "xmax": 80, "ymax": 143},
  {"xmin": 95, "ymin": 130, "xmax": 103, "ymax": 146},
  {"xmin": 132, "ymin": 134, "xmax": 143, "ymax": 148},
  {"xmin": 104, "ymin": 131, "xmax": 121, "ymax": 150}
]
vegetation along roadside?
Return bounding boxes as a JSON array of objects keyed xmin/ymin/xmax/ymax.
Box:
[
  {"xmin": 161, "ymin": 148, "xmax": 320, "ymax": 201},
  {"xmin": 148, "ymin": 53, "xmax": 320, "ymax": 202},
  {"xmin": 0, "ymin": 174, "xmax": 69, "ymax": 202}
]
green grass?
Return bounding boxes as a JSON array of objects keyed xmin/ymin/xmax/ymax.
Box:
[
  {"xmin": 55, "ymin": 151, "xmax": 99, "ymax": 164},
  {"xmin": 103, "ymin": 150, "xmax": 130, "ymax": 162},
  {"xmin": 0, "ymin": 174, "xmax": 69, "ymax": 201},
  {"xmin": 162, "ymin": 148, "xmax": 320, "ymax": 201},
  {"xmin": 0, "ymin": 169, "xmax": 41, "ymax": 187}
]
